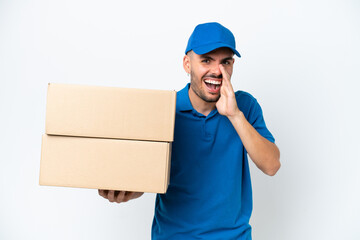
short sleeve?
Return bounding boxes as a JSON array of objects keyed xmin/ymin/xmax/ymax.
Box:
[
  {"xmin": 248, "ymin": 99, "xmax": 275, "ymax": 143},
  {"xmin": 236, "ymin": 91, "xmax": 275, "ymax": 143}
]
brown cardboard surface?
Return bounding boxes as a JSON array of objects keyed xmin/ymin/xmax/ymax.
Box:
[
  {"xmin": 45, "ymin": 83, "xmax": 176, "ymax": 142},
  {"xmin": 40, "ymin": 134, "xmax": 171, "ymax": 193}
]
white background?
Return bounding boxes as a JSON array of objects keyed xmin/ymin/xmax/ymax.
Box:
[{"xmin": 1, "ymin": 0, "xmax": 359, "ymax": 239}]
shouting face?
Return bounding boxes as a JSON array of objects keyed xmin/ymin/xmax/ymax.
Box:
[{"xmin": 184, "ymin": 47, "xmax": 235, "ymax": 103}]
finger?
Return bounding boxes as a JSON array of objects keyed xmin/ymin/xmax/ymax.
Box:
[
  {"xmin": 219, "ymin": 66, "xmax": 231, "ymax": 93},
  {"xmin": 115, "ymin": 191, "xmax": 126, "ymax": 203},
  {"xmin": 123, "ymin": 192, "xmax": 136, "ymax": 202},
  {"xmin": 99, "ymin": 189, "xmax": 108, "ymax": 198},
  {"xmin": 134, "ymin": 192, "xmax": 144, "ymax": 199},
  {"xmin": 219, "ymin": 65, "xmax": 234, "ymax": 93},
  {"xmin": 107, "ymin": 190, "xmax": 116, "ymax": 202},
  {"xmin": 220, "ymin": 81, "xmax": 227, "ymax": 96},
  {"xmin": 219, "ymin": 65, "xmax": 230, "ymax": 84},
  {"xmin": 98, "ymin": 189, "xmax": 104, "ymax": 197}
]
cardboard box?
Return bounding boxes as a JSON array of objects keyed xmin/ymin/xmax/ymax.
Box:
[
  {"xmin": 40, "ymin": 83, "xmax": 176, "ymax": 193},
  {"xmin": 40, "ymin": 135, "xmax": 171, "ymax": 193},
  {"xmin": 45, "ymin": 83, "xmax": 176, "ymax": 142}
]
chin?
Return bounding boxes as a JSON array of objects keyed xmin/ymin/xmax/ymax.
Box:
[{"xmin": 202, "ymin": 93, "xmax": 220, "ymax": 103}]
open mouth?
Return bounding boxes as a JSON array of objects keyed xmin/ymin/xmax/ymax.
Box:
[{"xmin": 204, "ymin": 79, "xmax": 222, "ymax": 93}]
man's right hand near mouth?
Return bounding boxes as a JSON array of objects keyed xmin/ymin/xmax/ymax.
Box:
[{"xmin": 98, "ymin": 189, "xmax": 144, "ymax": 203}]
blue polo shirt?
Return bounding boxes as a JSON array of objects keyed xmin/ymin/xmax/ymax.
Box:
[{"xmin": 152, "ymin": 84, "xmax": 275, "ymax": 240}]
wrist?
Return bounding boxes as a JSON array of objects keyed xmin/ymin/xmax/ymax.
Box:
[{"xmin": 227, "ymin": 109, "xmax": 243, "ymax": 122}]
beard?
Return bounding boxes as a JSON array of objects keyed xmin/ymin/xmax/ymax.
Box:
[{"xmin": 190, "ymin": 70, "xmax": 221, "ymax": 103}]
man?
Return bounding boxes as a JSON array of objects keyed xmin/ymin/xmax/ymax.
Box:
[{"xmin": 99, "ymin": 22, "xmax": 280, "ymax": 239}]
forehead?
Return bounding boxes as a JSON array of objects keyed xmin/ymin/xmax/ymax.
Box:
[{"xmin": 195, "ymin": 47, "xmax": 234, "ymax": 59}]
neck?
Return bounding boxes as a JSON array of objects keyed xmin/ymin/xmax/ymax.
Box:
[{"xmin": 188, "ymin": 87, "xmax": 216, "ymax": 116}]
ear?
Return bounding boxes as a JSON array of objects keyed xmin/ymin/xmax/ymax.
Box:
[{"xmin": 183, "ymin": 55, "xmax": 191, "ymax": 74}]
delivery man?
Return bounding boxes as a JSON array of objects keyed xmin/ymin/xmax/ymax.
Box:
[{"xmin": 99, "ymin": 22, "xmax": 280, "ymax": 240}]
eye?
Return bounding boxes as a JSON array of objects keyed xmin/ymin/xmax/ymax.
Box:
[
  {"xmin": 223, "ymin": 61, "xmax": 230, "ymax": 65},
  {"xmin": 202, "ymin": 59, "xmax": 210, "ymax": 63}
]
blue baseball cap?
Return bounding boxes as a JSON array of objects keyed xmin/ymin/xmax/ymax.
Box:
[{"xmin": 185, "ymin": 22, "xmax": 241, "ymax": 57}]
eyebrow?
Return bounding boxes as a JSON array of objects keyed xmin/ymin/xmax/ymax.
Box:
[
  {"xmin": 200, "ymin": 55, "xmax": 234, "ymax": 63},
  {"xmin": 221, "ymin": 57, "xmax": 234, "ymax": 63}
]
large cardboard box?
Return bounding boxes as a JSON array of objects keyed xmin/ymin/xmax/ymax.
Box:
[
  {"xmin": 40, "ymin": 135, "xmax": 171, "ymax": 193},
  {"xmin": 45, "ymin": 83, "xmax": 176, "ymax": 142},
  {"xmin": 40, "ymin": 83, "xmax": 176, "ymax": 193}
]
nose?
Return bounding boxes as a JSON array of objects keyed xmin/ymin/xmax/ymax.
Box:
[{"xmin": 209, "ymin": 64, "xmax": 222, "ymax": 78}]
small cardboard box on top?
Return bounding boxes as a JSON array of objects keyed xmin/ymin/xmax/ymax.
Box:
[{"xmin": 40, "ymin": 83, "xmax": 176, "ymax": 193}]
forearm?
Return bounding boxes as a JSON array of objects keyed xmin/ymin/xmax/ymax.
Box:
[{"xmin": 228, "ymin": 110, "xmax": 280, "ymax": 176}]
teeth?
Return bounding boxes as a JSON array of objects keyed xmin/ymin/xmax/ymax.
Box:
[{"xmin": 204, "ymin": 79, "xmax": 221, "ymax": 85}]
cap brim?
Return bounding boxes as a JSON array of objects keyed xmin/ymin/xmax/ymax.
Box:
[{"xmin": 192, "ymin": 43, "xmax": 241, "ymax": 57}]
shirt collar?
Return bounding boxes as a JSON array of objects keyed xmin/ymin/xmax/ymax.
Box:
[
  {"xmin": 177, "ymin": 83, "xmax": 193, "ymax": 112},
  {"xmin": 177, "ymin": 83, "xmax": 219, "ymax": 119}
]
